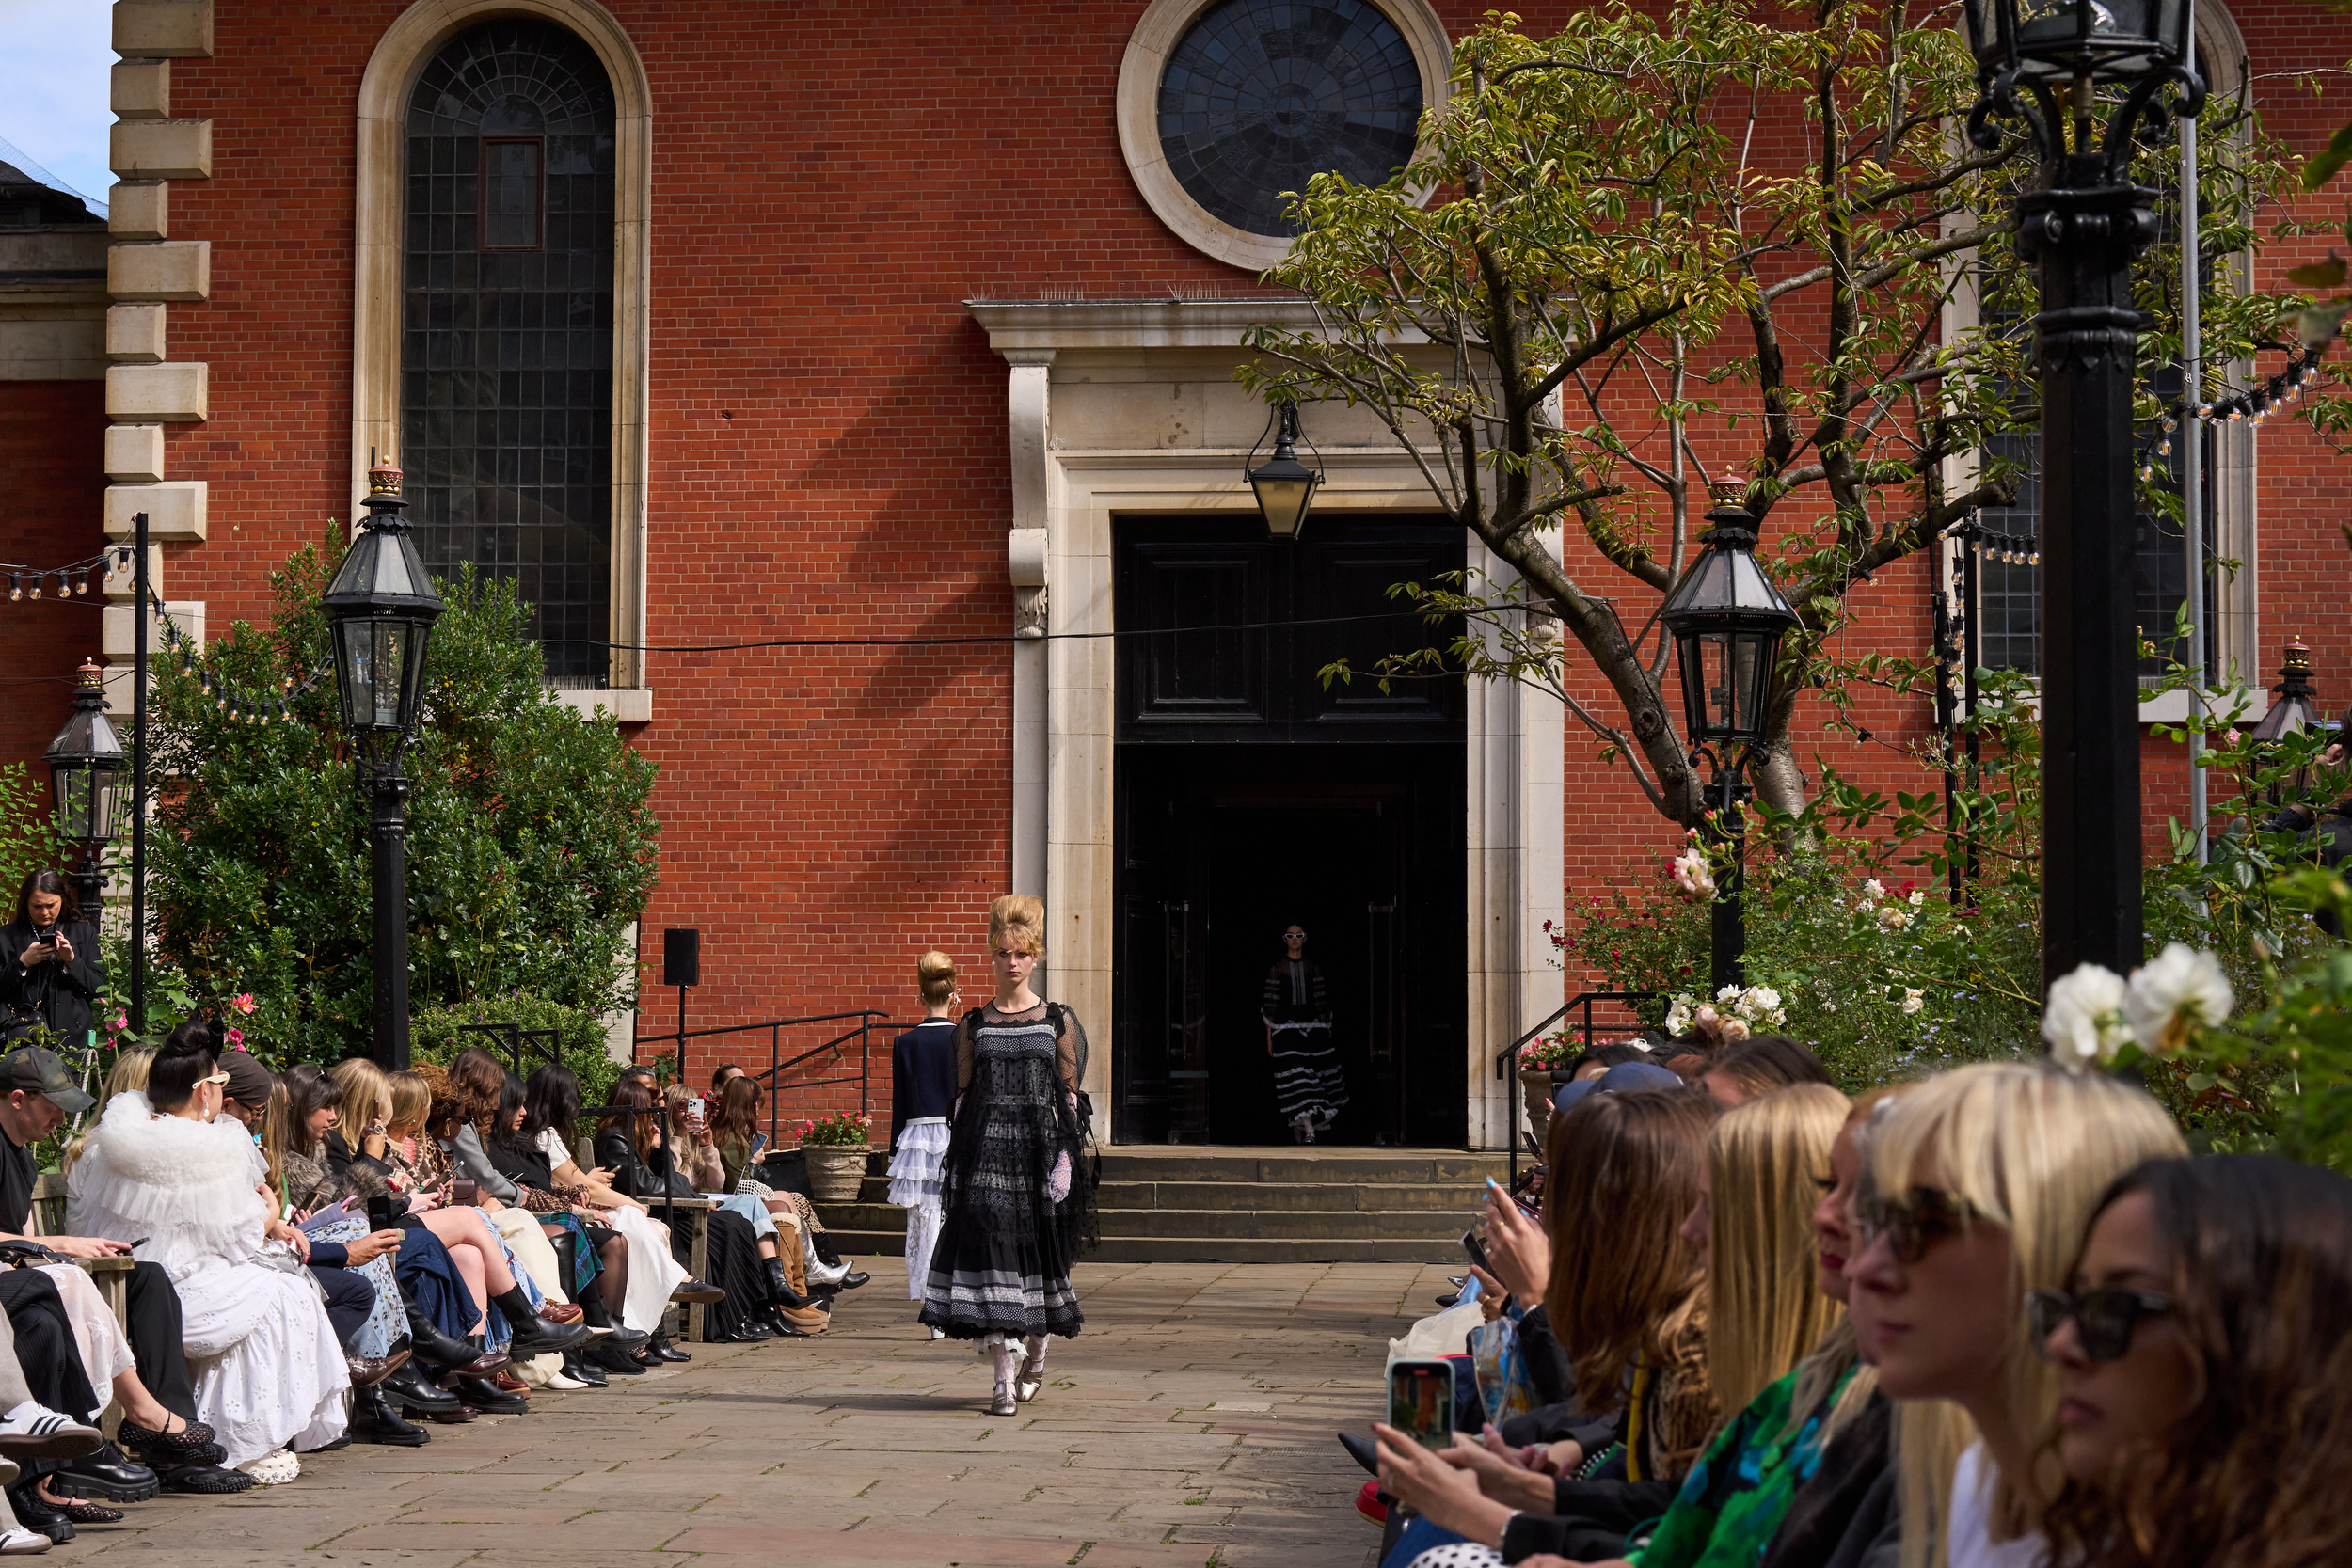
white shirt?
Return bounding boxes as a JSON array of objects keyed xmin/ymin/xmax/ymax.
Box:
[{"xmin": 1947, "ymin": 1442, "xmax": 2049, "ymax": 1568}]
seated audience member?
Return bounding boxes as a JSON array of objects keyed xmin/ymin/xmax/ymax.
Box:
[
  {"xmin": 1544, "ymin": 1043, "xmax": 1654, "ymax": 1114},
  {"xmin": 1851, "ymin": 1064, "xmax": 2184, "ymax": 1568},
  {"xmin": 4, "ymin": 1042, "xmax": 239, "ymax": 1511},
  {"xmin": 707, "ymin": 1073, "xmax": 867, "ymax": 1292},
  {"xmin": 0, "ymin": 1293, "xmax": 112, "ymax": 1549},
  {"xmin": 213, "ymin": 1046, "xmax": 275, "ymax": 1132},
  {"xmin": 2039, "ymin": 1155, "xmax": 2352, "ymax": 1568},
  {"xmin": 1375, "ymin": 1085, "xmax": 1720, "ymax": 1562},
  {"xmin": 1704, "ymin": 1036, "xmax": 1836, "ymax": 1109},
  {"xmin": 69, "ymin": 1037, "xmax": 349, "ymax": 1481},
  {"xmin": 595, "ymin": 1082, "xmax": 819, "ymax": 1343},
  {"xmin": 710, "ymin": 1063, "xmax": 748, "ymax": 1096}
]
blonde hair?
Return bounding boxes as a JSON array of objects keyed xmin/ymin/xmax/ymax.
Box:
[
  {"xmin": 62, "ymin": 1047, "xmax": 155, "ymax": 1172},
  {"xmin": 331, "ymin": 1056, "xmax": 394, "ymax": 1128},
  {"xmin": 1780, "ymin": 1085, "xmax": 1911, "ymax": 1443},
  {"xmin": 917, "ymin": 950, "xmax": 958, "ymax": 1006},
  {"xmin": 1872, "ymin": 1064, "xmax": 2185, "ymax": 1568},
  {"xmin": 988, "ymin": 895, "xmax": 1045, "ymax": 958},
  {"xmin": 386, "ymin": 1070, "xmax": 432, "ymax": 1135},
  {"xmin": 1707, "ymin": 1081, "xmax": 1851, "ymax": 1413}
]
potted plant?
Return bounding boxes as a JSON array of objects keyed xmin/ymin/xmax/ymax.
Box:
[
  {"xmin": 796, "ymin": 1112, "xmax": 875, "ymax": 1203},
  {"xmin": 1518, "ymin": 1037, "xmax": 1575, "ymax": 1148}
]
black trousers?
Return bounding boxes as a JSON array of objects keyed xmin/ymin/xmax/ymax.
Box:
[
  {"xmin": 123, "ymin": 1260, "xmax": 197, "ymax": 1423},
  {"xmin": 309, "ymin": 1264, "xmax": 376, "ymax": 1346},
  {"xmin": 0, "ymin": 1270, "xmax": 100, "ymax": 1481}
]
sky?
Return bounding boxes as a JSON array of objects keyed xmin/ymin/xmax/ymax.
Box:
[{"xmin": 0, "ymin": 1, "xmax": 113, "ymax": 208}]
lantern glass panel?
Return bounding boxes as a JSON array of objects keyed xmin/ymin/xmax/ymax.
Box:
[
  {"xmin": 337, "ymin": 618, "xmax": 416, "ymax": 732},
  {"xmin": 1962, "ymin": 0, "xmax": 2001, "ymax": 58},
  {"xmin": 1677, "ymin": 627, "xmax": 1784, "ymax": 745},
  {"xmin": 1251, "ymin": 473, "xmax": 1314, "ymax": 537},
  {"xmin": 53, "ymin": 768, "xmax": 92, "ymax": 842}
]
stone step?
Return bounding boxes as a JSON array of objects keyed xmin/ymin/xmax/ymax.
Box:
[
  {"xmin": 1095, "ymin": 1180, "xmax": 1476, "ymax": 1212},
  {"xmin": 820, "ymin": 1228, "xmax": 1465, "ymax": 1265},
  {"xmin": 1096, "ymin": 1149, "xmax": 1510, "ymax": 1184}
]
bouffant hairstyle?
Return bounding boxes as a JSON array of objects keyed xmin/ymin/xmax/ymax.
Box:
[
  {"xmin": 917, "ymin": 950, "xmax": 958, "ymax": 1006},
  {"xmin": 989, "ymin": 894, "xmax": 1045, "ymax": 958},
  {"xmin": 2042, "ymin": 1155, "xmax": 2352, "ymax": 1568}
]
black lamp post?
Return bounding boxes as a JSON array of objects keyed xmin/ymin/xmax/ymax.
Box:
[
  {"xmin": 1661, "ymin": 483, "xmax": 1800, "ymax": 990},
  {"xmin": 2248, "ymin": 637, "xmax": 2323, "ymax": 805},
  {"xmin": 1961, "ymin": 0, "xmax": 2202, "ymax": 989},
  {"xmin": 323, "ymin": 458, "xmax": 444, "ymax": 1070},
  {"xmin": 1247, "ymin": 402, "xmax": 1322, "ymax": 539},
  {"xmin": 42, "ymin": 659, "xmax": 126, "ymax": 916}
]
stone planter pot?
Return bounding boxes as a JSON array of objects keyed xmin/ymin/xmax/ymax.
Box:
[
  {"xmin": 802, "ymin": 1146, "xmax": 870, "ymax": 1203},
  {"xmin": 1520, "ymin": 1069, "xmax": 1565, "ymax": 1151}
]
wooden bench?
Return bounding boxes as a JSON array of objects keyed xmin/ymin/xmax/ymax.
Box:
[
  {"xmin": 569, "ymin": 1136, "xmax": 718, "ymax": 1342},
  {"xmin": 26, "ymin": 1173, "xmax": 134, "ymax": 1330}
]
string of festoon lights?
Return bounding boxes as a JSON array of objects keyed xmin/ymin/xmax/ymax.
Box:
[
  {"xmin": 0, "ymin": 545, "xmax": 324, "ymax": 726},
  {"xmin": 2134, "ymin": 325, "xmax": 2340, "ymax": 483}
]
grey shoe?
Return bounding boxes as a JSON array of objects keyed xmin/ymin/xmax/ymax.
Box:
[{"xmin": 989, "ymin": 1381, "xmax": 1017, "ymax": 1418}]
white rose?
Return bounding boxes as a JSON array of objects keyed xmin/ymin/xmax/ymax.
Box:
[
  {"xmin": 1900, "ymin": 988, "xmax": 1924, "ymax": 1015},
  {"xmin": 1670, "ymin": 848, "xmax": 1716, "ymax": 899},
  {"xmin": 1861, "ymin": 879, "xmax": 1887, "ymax": 903},
  {"xmin": 2123, "ymin": 942, "xmax": 2233, "ymax": 1055},
  {"xmin": 1734, "ymin": 985, "xmax": 1782, "ymax": 1022},
  {"xmin": 1876, "ymin": 904, "xmax": 1913, "ymax": 931},
  {"xmin": 1907, "ymin": 890, "xmax": 1926, "ymax": 908},
  {"xmin": 1716, "ymin": 985, "xmax": 1743, "ymax": 1005},
  {"xmin": 2042, "ymin": 963, "xmax": 2134, "ymax": 1070},
  {"xmin": 1664, "ymin": 996, "xmax": 1693, "ymax": 1037}
]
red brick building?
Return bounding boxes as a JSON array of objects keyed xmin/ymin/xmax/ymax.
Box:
[{"xmin": 7, "ymin": 0, "xmax": 2349, "ymax": 1149}]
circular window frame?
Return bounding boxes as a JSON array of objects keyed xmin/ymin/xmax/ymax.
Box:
[{"xmin": 1116, "ymin": 0, "xmax": 1452, "ymax": 272}]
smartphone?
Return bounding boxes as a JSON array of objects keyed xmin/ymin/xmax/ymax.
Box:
[
  {"xmin": 1388, "ymin": 1359, "xmax": 1455, "ymax": 1452},
  {"xmin": 365, "ymin": 1196, "xmax": 395, "ymax": 1232},
  {"xmin": 1460, "ymin": 1227, "xmax": 1491, "ymax": 1275},
  {"xmin": 451, "ymin": 1179, "xmax": 478, "ymax": 1207},
  {"xmin": 687, "ymin": 1096, "xmax": 706, "ymax": 1120}
]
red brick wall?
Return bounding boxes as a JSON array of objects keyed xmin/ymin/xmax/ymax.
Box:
[
  {"xmin": 14, "ymin": 0, "xmax": 2344, "ymax": 1101},
  {"xmin": 0, "ymin": 380, "xmax": 107, "ymax": 824}
]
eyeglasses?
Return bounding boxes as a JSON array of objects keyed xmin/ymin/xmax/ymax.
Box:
[
  {"xmin": 1856, "ymin": 1185, "xmax": 1978, "ymax": 1264},
  {"xmin": 2026, "ymin": 1286, "xmax": 2172, "ymax": 1363},
  {"xmin": 1283, "ymin": 931, "xmax": 1307, "ymax": 941}
]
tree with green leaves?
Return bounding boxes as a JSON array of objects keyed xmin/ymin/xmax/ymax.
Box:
[
  {"xmin": 144, "ymin": 533, "xmax": 660, "ymax": 1066},
  {"xmin": 1243, "ymin": 2, "xmax": 2317, "ymax": 826}
]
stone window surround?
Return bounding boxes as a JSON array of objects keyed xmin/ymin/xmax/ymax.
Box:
[
  {"xmin": 1114, "ymin": 0, "xmax": 1454, "ymax": 272},
  {"xmin": 968, "ymin": 299, "xmax": 1564, "ymax": 1149},
  {"xmin": 352, "ymin": 0, "xmax": 653, "ymax": 718}
]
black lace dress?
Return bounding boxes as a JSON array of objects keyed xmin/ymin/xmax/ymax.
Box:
[{"xmin": 916, "ymin": 1000, "xmax": 1096, "ymax": 1340}]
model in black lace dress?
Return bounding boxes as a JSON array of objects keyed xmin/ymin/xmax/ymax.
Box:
[
  {"xmin": 918, "ymin": 895, "xmax": 1096, "ymax": 1415},
  {"xmin": 1263, "ymin": 924, "xmax": 1348, "ymax": 1143}
]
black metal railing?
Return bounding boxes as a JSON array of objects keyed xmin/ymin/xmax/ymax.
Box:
[
  {"xmin": 459, "ymin": 1021, "xmax": 564, "ymax": 1076},
  {"xmin": 631, "ymin": 1009, "xmax": 895, "ymax": 1152},
  {"xmin": 1495, "ymin": 990, "xmax": 1659, "ymax": 1186}
]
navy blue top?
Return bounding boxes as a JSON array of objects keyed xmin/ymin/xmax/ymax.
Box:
[{"xmin": 890, "ymin": 1017, "xmax": 960, "ymax": 1148}]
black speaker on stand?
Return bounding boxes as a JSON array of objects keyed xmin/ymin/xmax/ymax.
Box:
[{"xmin": 662, "ymin": 928, "xmax": 699, "ymax": 1083}]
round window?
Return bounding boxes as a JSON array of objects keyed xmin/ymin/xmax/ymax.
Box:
[{"xmin": 1153, "ymin": 0, "xmax": 1425, "ymax": 241}]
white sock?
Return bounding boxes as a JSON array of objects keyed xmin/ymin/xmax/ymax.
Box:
[
  {"xmin": 1022, "ymin": 1334, "xmax": 1046, "ymax": 1370},
  {"xmin": 990, "ymin": 1341, "xmax": 1015, "ymax": 1384}
]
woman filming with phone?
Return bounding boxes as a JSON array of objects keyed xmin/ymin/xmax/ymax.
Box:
[{"xmin": 0, "ymin": 871, "xmax": 103, "ymax": 1050}]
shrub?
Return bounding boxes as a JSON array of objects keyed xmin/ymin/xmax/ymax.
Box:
[{"xmin": 411, "ymin": 990, "xmax": 623, "ymax": 1124}]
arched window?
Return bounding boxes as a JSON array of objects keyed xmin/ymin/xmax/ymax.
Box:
[{"xmin": 402, "ymin": 20, "xmax": 615, "ymax": 684}]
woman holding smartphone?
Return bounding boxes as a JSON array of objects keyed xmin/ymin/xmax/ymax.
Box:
[{"xmin": 0, "ymin": 871, "xmax": 103, "ymax": 1049}]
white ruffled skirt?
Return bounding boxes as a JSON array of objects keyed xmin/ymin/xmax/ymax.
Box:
[{"xmin": 888, "ymin": 1121, "xmax": 950, "ymax": 1300}]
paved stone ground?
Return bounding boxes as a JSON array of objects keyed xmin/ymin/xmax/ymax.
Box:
[{"xmin": 52, "ymin": 1260, "xmax": 1456, "ymax": 1568}]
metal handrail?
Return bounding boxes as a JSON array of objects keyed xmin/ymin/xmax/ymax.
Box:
[
  {"xmin": 632, "ymin": 1009, "xmax": 895, "ymax": 1153},
  {"xmin": 1498, "ymin": 990, "xmax": 1660, "ymax": 1187}
]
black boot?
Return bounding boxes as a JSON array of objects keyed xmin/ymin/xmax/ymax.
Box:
[
  {"xmin": 403, "ymin": 1298, "xmax": 479, "ymax": 1369},
  {"xmin": 493, "ymin": 1287, "xmax": 592, "ymax": 1356},
  {"xmin": 647, "ymin": 1330, "xmax": 691, "ymax": 1363},
  {"xmin": 350, "ymin": 1386, "xmax": 430, "ymax": 1448},
  {"xmin": 561, "ymin": 1347, "xmax": 607, "ymax": 1388},
  {"xmin": 762, "ymin": 1256, "xmax": 815, "ymax": 1309},
  {"xmin": 382, "ymin": 1357, "xmax": 462, "ymax": 1417},
  {"xmin": 7, "ymin": 1482, "xmax": 72, "ymax": 1544},
  {"xmin": 449, "ymin": 1374, "xmax": 527, "ymax": 1415},
  {"xmin": 580, "ymin": 1285, "xmax": 651, "ymax": 1350},
  {"xmin": 587, "ymin": 1337, "xmax": 647, "ymax": 1376},
  {"xmin": 50, "ymin": 1440, "xmax": 159, "ymax": 1502}
]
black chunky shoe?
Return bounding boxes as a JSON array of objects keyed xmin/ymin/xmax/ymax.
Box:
[
  {"xmin": 49, "ymin": 1442, "xmax": 159, "ymax": 1502},
  {"xmin": 350, "ymin": 1387, "xmax": 431, "ymax": 1448}
]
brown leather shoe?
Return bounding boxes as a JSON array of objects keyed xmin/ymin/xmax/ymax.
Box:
[
  {"xmin": 439, "ymin": 1350, "xmax": 511, "ymax": 1381},
  {"xmin": 492, "ymin": 1371, "xmax": 529, "ymax": 1396},
  {"xmin": 537, "ymin": 1302, "xmax": 584, "ymax": 1325},
  {"xmin": 345, "ymin": 1347, "xmax": 411, "ymax": 1388}
]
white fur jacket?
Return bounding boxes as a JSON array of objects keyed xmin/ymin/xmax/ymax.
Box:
[{"xmin": 68, "ymin": 1091, "xmax": 272, "ymax": 1284}]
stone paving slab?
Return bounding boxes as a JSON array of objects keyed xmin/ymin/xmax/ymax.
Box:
[{"xmin": 49, "ymin": 1260, "xmax": 1457, "ymax": 1568}]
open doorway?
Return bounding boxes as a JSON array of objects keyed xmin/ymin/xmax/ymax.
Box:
[{"xmin": 1110, "ymin": 515, "xmax": 1466, "ymax": 1147}]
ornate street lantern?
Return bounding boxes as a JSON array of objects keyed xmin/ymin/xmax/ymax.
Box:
[
  {"xmin": 42, "ymin": 660, "xmax": 125, "ymax": 912},
  {"xmin": 1660, "ymin": 483, "xmax": 1800, "ymax": 753},
  {"xmin": 1247, "ymin": 403, "xmax": 1322, "ymax": 540},
  {"xmin": 2248, "ymin": 637, "xmax": 2320, "ymax": 744},
  {"xmin": 323, "ymin": 458, "xmax": 444, "ymax": 741},
  {"xmin": 1960, "ymin": 0, "xmax": 2195, "ymax": 88},
  {"xmin": 322, "ymin": 457, "xmax": 444, "ymax": 1069}
]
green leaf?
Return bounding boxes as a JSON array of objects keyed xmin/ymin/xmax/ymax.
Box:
[{"xmin": 2302, "ymin": 131, "xmax": 2352, "ymax": 193}]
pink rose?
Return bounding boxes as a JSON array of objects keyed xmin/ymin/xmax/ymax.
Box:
[
  {"xmin": 225, "ymin": 1027, "xmax": 245, "ymax": 1046},
  {"xmin": 230, "ymin": 992, "xmax": 257, "ymax": 1015}
]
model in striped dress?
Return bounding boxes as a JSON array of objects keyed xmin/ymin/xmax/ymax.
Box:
[
  {"xmin": 1263, "ymin": 924, "xmax": 1348, "ymax": 1143},
  {"xmin": 918, "ymin": 896, "xmax": 1095, "ymax": 1416}
]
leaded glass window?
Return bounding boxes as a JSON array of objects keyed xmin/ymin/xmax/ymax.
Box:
[
  {"xmin": 1156, "ymin": 0, "xmax": 1422, "ymax": 238},
  {"xmin": 403, "ymin": 20, "xmax": 614, "ymax": 684}
]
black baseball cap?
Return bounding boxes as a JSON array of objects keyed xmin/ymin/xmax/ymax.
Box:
[
  {"xmin": 215, "ymin": 1048, "xmax": 275, "ymax": 1108},
  {"xmin": 1, "ymin": 1047, "xmax": 94, "ymax": 1115}
]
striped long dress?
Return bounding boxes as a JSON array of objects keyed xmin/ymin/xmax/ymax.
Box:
[{"xmin": 1263, "ymin": 958, "xmax": 1347, "ymax": 1133}]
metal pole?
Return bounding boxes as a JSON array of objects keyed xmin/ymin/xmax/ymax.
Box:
[
  {"xmin": 2181, "ymin": 34, "xmax": 2209, "ymax": 865},
  {"xmin": 1936, "ymin": 564, "xmax": 1963, "ymax": 903},
  {"xmin": 368, "ymin": 760, "xmax": 411, "ymax": 1069},
  {"xmin": 129, "ymin": 511, "xmax": 148, "ymax": 1031},
  {"xmin": 1708, "ymin": 758, "xmax": 1748, "ymax": 990},
  {"xmin": 1963, "ymin": 528, "xmax": 1982, "ymax": 888},
  {"xmin": 2022, "ymin": 133, "xmax": 2154, "ymax": 985}
]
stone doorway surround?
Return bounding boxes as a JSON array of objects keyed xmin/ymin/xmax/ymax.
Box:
[{"xmin": 967, "ymin": 300, "xmax": 1564, "ymax": 1151}]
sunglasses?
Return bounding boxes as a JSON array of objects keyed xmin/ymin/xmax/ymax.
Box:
[
  {"xmin": 198, "ymin": 1070, "xmax": 230, "ymax": 1088},
  {"xmin": 1856, "ymin": 1185, "xmax": 1979, "ymax": 1264},
  {"xmin": 2027, "ymin": 1286, "xmax": 2172, "ymax": 1362}
]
